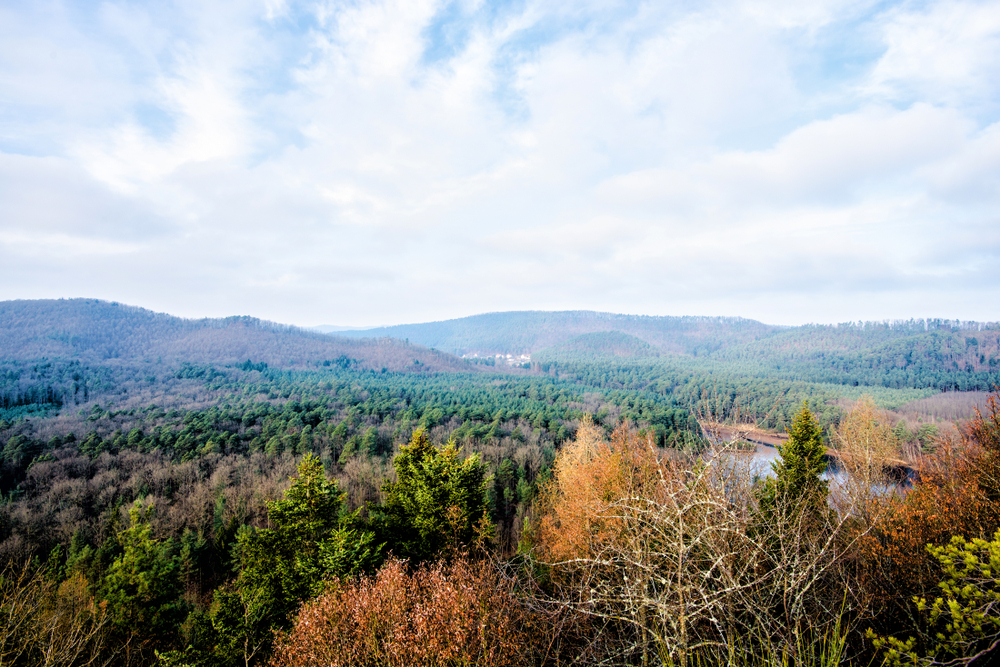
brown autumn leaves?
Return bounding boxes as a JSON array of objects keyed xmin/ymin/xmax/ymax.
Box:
[{"xmin": 268, "ymin": 394, "xmax": 1000, "ymax": 667}]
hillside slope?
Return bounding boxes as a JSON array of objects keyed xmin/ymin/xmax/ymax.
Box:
[
  {"xmin": 713, "ymin": 321, "xmax": 1000, "ymax": 389},
  {"xmin": 536, "ymin": 331, "xmax": 663, "ymax": 361},
  {"xmin": 339, "ymin": 311, "xmax": 1000, "ymax": 390},
  {"xmin": 0, "ymin": 299, "xmax": 470, "ymax": 373},
  {"xmin": 337, "ymin": 310, "xmax": 781, "ymax": 356}
]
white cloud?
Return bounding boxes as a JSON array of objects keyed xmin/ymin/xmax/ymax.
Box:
[
  {"xmin": 597, "ymin": 103, "xmax": 973, "ymax": 212},
  {"xmin": 868, "ymin": 0, "xmax": 1000, "ymax": 108},
  {"xmin": 0, "ymin": 151, "xmax": 170, "ymax": 240},
  {"xmin": 0, "ymin": 0, "xmax": 998, "ymax": 326}
]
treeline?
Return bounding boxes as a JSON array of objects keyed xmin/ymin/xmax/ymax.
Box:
[
  {"xmin": 338, "ymin": 310, "xmax": 780, "ymax": 356},
  {"xmin": 531, "ymin": 356, "xmax": 938, "ymax": 432},
  {"xmin": 4, "ymin": 390, "xmax": 1000, "ymax": 666},
  {"xmin": 538, "ymin": 331, "xmax": 1000, "ymax": 396},
  {"xmin": 6, "ymin": 300, "xmax": 999, "ymax": 391},
  {"xmin": 714, "ymin": 324, "xmax": 1000, "ymax": 390}
]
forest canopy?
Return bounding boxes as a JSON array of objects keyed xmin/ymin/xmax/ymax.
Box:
[{"xmin": 2, "ymin": 299, "xmax": 999, "ymax": 666}]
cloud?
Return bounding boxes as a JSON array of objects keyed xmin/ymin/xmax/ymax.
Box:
[
  {"xmin": 0, "ymin": 151, "xmax": 171, "ymax": 241},
  {"xmin": 0, "ymin": 0, "xmax": 998, "ymax": 326},
  {"xmin": 868, "ymin": 0, "xmax": 1000, "ymax": 110},
  {"xmin": 596, "ymin": 103, "xmax": 974, "ymax": 212}
]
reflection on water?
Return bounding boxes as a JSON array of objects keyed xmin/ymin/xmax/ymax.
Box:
[
  {"xmin": 715, "ymin": 443, "xmax": 913, "ymax": 493},
  {"xmin": 730, "ymin": 443, "xmax": 780, "ymax": 478}
]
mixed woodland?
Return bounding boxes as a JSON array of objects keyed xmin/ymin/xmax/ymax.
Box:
[{"xmin": 2, "ymin": 298, "xmax": 1000, "ymax": 667}]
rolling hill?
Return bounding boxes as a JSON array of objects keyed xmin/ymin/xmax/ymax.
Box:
[
  {"xmin": 337, "ymin": 311, "xmax": 1000, "ymax": 391},
  {"xmin": 336, "ymin": 310, "xmax": 781, "ymax": 356},
  {"xmin": 536, "ymin": 331, "xmax": 663, "ymax": 361},
  {"xmin": 0, "ymin": 299, "xmax": 470, "ymax": 373}
]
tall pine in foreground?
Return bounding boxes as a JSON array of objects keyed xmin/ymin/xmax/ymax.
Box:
[
  {"xmin": 375, "ymin": 429, "xmax": 490, "ymax": 562},
  {"xmin": 758, "ymin": 402, "xmax": 829, "ymax": 516},
  {"xmin": 206, "ymin": 454, "xmax": 379, "ymax": 667}
]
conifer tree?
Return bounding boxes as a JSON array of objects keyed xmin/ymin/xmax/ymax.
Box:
[
  {"xmin": 101, "ymin": 502, "xmax": 186, "ymax": 659},
  {"xmin": 210, "ymin": 454, "xmax": 378, "ymax": 666},
  {"xmin": 758, "ymin": 402, "xmax": 829, "ymax": 515},
  {"xmin": 376, "ymin": 429, "xmax": 490, "ymax": 562}
]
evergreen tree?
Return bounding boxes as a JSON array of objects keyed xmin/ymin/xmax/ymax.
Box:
[
  {"xmin": 210, "ymin": 454, "xmax": 378, "ymax": 666},
  {"xmin": 376, "ymin": 429, "xmax": 490, "ymax": 562},
  {"xmin": 758, "ymin": 402, "xmax": 829, "ymax": 515},
  {"xmin": 101, "ymin": 502, "xmax": 187, "ymax": 660}
]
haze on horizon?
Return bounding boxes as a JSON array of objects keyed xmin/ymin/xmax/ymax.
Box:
[{"xmin": 2, "ymin": 0, "xmax": 999, "ymax": 329}]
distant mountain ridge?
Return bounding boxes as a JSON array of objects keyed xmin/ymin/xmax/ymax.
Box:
[
  {"xmin": 335, "ymin": 310, "xmax": 1000, "ymax": 390},
  {"xmin": 336, "ymin": 310, "xmax": 782, "ymax": 356},
  {"xmin": 309, "ymin": 324, "xmax": 375, "ymax": 333},
  {"xmin": 3, "ymin": 300, "xmax": 998, "ymax": 391},
  {"xmin": 0, "ymin": 299, "xmax": 469, "ymax": 373}
]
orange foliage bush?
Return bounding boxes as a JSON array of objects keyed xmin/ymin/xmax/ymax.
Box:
[
  {"xmin": 270, "ymin": 556, "xmax": 541, "ymax": 667},
  {"xmin": 853, "ymin": 461, "xmax": 987, "ymax": 614},
  {"xmin": 965, "ymin": 391, "xmax": 1000, "ymax": 504},
  {"xmin": 852, "ymin": 393, "xmax": 1000, "ymax": 629}
]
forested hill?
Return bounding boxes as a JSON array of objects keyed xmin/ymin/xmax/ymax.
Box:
[
  {"xmin": 709, "ymin": 321, "xmax": 1000, "ymax": 390},
  {"xmin": 538, "ymin": 331, "xmax": 663, "ymax": 361},
  {"xmin": 336, "ymin": 310, "xmax": 781, "ymax": 356},
  {"xmin": 336, "ymin": 311, "xmax": 1000, "ymax": 391},
  {"xmin": 0, "ymin": 299, "xmax": 469, "ymax": 373}
]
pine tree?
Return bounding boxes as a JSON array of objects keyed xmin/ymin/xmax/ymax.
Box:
[
  {"xmin": 375, "ymin": 429, "xmax": 490, "ymax": 561},
  {"xmin": 758, "ymin": 402, "xmax": 829, "ymax": 515},
  {"xmin": 101, "ymin": 502, "xmax": 187, "ymax": 658},
  {"xmin": 210, "ymin": 454, "xmax": 379, "ymax": 667}
]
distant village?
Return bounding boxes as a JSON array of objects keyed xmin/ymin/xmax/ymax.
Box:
[{"xmin": 462, "ymin": 352, "xmax": 531, "ymax": 366}]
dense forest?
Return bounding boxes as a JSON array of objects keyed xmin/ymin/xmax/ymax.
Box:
[
  {"xmin": 2, "ymin": 299, "xmax": 1000, "ymax": 666},
  {"xmin": 343, "ymin": 310, "xmax": 1000, "ymax": 391}
]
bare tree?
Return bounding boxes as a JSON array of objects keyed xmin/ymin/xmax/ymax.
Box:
[
  {"xmin": 532, "ymin": 422, "xmax": 862, "ymax": 667},
  {"xmin": 694, "ymin": 386, "xmax": 784, "ymax": 453},
  {"xmin": 830, "ymin": 395, "xmax": 901, "ymax": 525},
  {"xmin": 0, "ymin": 562, "xmax": 37, "ymax": 666},
  {"xmin": 0, "ymin": 563, "xmax": 111, "ymax": 667}
]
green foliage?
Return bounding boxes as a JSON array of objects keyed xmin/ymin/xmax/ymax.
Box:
[
  {"xmin": 209, "ymin": 530, "xmax": 282, "ymax": 667},
  {"xmin": 533, "ymin": 355, "xmax": 939, "ymax": 434},
  {"xmin": 757, "ymin": 403, "xmax": 829, "ymax": 515},
  {"xmin": 871, "ymin": 529, "xmax": 1000, "ymax": 666},
  {"xmin": 376, "ymin": 429, "xmax": 490, "ymax": 562},
  {"xmin": 210, "ymin": 454, "xmax": 379, "ymax": 666},
  {"xmin": 101, "ymin": 502, "xmax": 187, "ymax": 648},
  {"xmin": 2, "ymin": 364, "xmax": 693, "ymax": 475},
  {"xmin": 713, "ymin": 322, "xmax": 1000, "ymax": 391}
]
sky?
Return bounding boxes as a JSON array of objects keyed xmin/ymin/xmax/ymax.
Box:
[{"xmin": 1, "ymin": 0, "xmax": 999, "ymax": 328}]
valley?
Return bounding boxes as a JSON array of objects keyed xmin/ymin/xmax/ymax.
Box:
[{"xmin": 1, "ymin": 298, "xmax": 998, "ymax": 667}]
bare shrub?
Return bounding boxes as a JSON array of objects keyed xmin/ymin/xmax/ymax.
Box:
[
  {"xmin": 0, "ymin": 562, "xmax": 111, "ymax": 667},
  {"xmin": 532, "ymin": 419, "xmax": 860, "ymax": 667}
]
